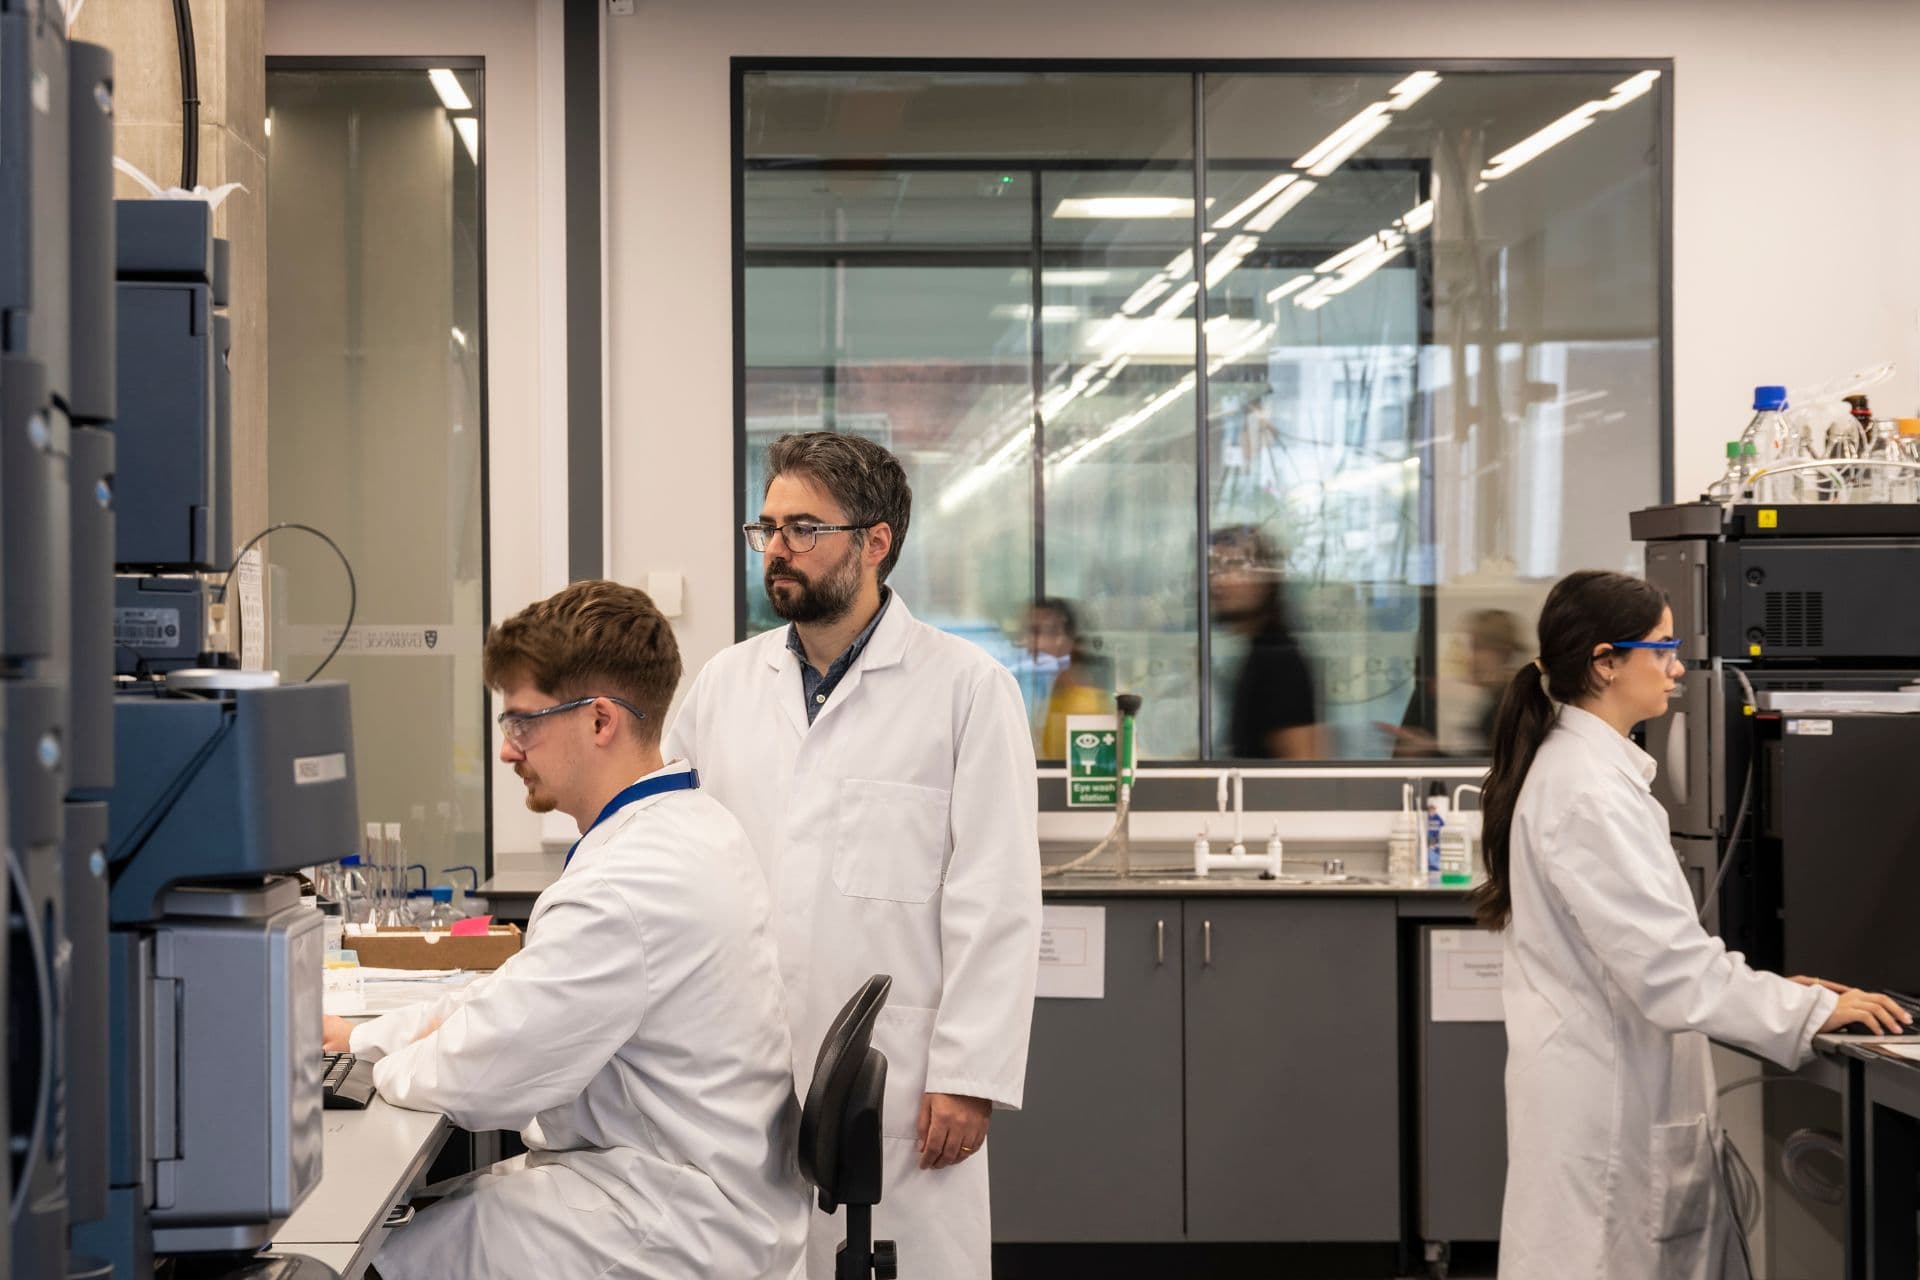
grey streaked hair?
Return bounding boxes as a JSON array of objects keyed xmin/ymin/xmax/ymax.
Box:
[{"xmin": 764, "ymin": 432, "xmax": 913, "ymax": 582}]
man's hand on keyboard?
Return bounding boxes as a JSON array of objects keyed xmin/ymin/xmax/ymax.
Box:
[{"xmin": 323, "ymin": 1013, "xmax": 354, "ymax": 1053}]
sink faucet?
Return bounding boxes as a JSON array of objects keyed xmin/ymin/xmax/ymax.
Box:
[{"xmin": 1195, "ymin": 770, "xmax": 1282, "ymax": 878}]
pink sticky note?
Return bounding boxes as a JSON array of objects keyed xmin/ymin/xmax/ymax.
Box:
[{"xmin": 449, "ymin": 915, "xmax": 494, "ymax": 937}]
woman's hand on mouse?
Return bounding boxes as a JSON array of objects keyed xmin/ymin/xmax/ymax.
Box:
[{"xmin": 1801, "ymin": 978, "xmax": 1913, "ymax": 1035}]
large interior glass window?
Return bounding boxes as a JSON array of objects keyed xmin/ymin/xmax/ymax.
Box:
[
  {"xmin": 738, "ymin": 64, "xmax": 1667, "ymax": 763},
  {"xmin": 266, "ymin": 63, "xmax": 489, "ymax": 871}
]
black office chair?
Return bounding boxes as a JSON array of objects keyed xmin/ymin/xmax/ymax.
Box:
[{"xmin": 798, "ymin": 974, "xmax": 897, "ymax": 1280}]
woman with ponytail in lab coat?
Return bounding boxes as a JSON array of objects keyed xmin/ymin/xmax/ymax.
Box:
[{"xmin": 1478, "ymin": 569, "xmax": 1907, "ymax": 1280}]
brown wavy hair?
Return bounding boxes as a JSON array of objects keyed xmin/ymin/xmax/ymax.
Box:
[{"xmin": 482, "ymin": 580, "xmax": 680, "ymax": 742}]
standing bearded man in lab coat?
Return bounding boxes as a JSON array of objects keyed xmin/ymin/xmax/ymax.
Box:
[
  {"xmin": 322, "ymin": 580, "xmax": 808, "ymax": 1279},
  {"xmin": 666, "ymin": 431, "xmax": 1042, "ymax": 1279}
]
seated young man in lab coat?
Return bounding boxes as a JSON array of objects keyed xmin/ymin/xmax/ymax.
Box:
[{"xmin": 321, "ymin": 580, "xmax": 808, "ymax": 1280}]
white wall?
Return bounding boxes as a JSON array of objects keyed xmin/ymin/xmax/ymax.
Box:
[
  {"xmin": 603, "ymin": 0, "xmax": 1920, "ymax": 687},
  {"xmin": 267, "ymin": 0, "xmax": 568, "ymax": 856},
  {"xmin": 267, "ymin": 0, "xmax": 1920, "ymax": 851}
]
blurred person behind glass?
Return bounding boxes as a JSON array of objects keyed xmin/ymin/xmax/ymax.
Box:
[
  {"xmin": 1389, "ymin": 607, "xmax": 1526, "ymax": 757},
  {"xmin": 1210, "ymin": 526, "xmax": 1325, "ymax": 759},
  {"xmin": 1023, "ymin": 597, "xmax": 1111, "ymax": 758}
]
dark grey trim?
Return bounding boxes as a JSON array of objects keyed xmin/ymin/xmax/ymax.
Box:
[
  {"xmin": 1192, "ymin": 71, "xmax": 1213, "ymax": 759},
  {"xmin": 732, "ymin": 60, "xmax": 751, "ymax": 634},
  {"xmin": 1656, "ymin": 64, "xmax": 1676, "ymax": 504},
  {"xmin": 564, "ymin": 0, "xmax": 603, "ymax": 581}
]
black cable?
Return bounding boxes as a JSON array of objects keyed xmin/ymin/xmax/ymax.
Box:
[
  {"xmin": 172, "ymin": 0, "xmax": 199, "ymax": 189},
  {"xmin": 215, "ymin": 523, "xmax": 358, "ymax": 683}
]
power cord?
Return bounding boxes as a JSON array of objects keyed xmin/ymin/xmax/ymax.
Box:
[
  {"xmin": 1698, "ymin": 663, "xmax": 1759, "ymax": 923},
  {"xmin": 214, "ymin": 523, "xmax": 357, "ymax": 682}
]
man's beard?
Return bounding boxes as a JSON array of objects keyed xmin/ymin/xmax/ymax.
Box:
[
  {"xmin": 517, "ymin": 766, "xmax": 557, "ymax": 814},
  {"xmin": 765, "ymin": 546, "xmax": 862, "ymax": 624}
]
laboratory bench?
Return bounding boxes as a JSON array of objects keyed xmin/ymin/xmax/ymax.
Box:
[
  {"xmin": 272, "ymin": 1096, "xmax": 452, "ymax": 1279},
  {"xmin": 1792, "ymin": 1029, "xmax": 1920, "ymax": 1280},
  {"xmin": 992, "ymin": 880, "xmax": 1503, "ymax": 1273}
]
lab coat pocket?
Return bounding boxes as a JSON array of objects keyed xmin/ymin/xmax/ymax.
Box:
[
  {"xmin": 833, "ymin": 779, "xmax": 950, "ymax": 903},
  {"xmin": 870, "ymin": 1004, "xmax": 937, "ymax": 1140},
  {"xmin": 1646, "ymin": 1115, "xmax": 1714, "ymax": 1242}
]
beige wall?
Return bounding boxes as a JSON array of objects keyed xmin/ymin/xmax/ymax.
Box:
[
  {"xmin": 76, "ymin": 0, "xmax": 271, "ymax": 552},
  {"xmin": 603, "ymin": 0, "xmax": 1920, "ymax": 690}
]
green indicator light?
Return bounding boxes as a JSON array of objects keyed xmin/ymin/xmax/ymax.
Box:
[{"xmin": 1000, "ymin": 175, "xmax": 1014, "ymax": 184}]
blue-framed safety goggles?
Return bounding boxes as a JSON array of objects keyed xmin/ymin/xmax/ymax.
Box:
[{"xmin": 1607, "ymin": 639, "xmax": 1681, "ymax": 652}]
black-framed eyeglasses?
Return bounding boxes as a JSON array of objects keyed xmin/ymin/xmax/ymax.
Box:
[
  {"xmin": 496, "ymin": 695, "xmax": 646, "ymax": 748},
  {"xmin": 742, "ymin": 521, "xmax": 872, "ymax": 554}
]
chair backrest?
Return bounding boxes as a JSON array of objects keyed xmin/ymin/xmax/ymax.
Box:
[{"xmin": 797, "ymin": 973, "xmax": 891, "ymax": 1213}]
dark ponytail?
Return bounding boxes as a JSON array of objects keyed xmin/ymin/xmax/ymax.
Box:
[{"xmin": 1471, "ymin": 570, "xmax": 1666, "ymax": 929}]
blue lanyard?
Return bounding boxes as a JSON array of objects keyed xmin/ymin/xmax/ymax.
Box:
[{"xmin": 565, "ymin": 769, "xmax": 700, "ymax": 867}]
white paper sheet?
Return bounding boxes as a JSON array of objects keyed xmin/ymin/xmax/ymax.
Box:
[
  {"xmin": 1036, "ymin": 904, "xmax": 1105, "ymax": 999},
  {"xmin": 1430, "ymin": 928, "xmax": 1504, "ymax": 1022}
]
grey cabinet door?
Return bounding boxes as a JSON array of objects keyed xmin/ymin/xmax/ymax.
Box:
[
  {"xmin": 989, "ymin": 898, "xmax": 1185, "ymax": 1242},
  {"xmin": 1415, "ymin": 925, "xmax": 1507, "ymax": 1243},
  {"xmin": 1183, "ymin": 898, "xmax": 1400, "ymax": 1241}
]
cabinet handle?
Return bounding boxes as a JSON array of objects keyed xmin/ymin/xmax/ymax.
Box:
[
  {"xmin": 1155, "ymin": 919, "xmax": 1165, "ymax": 965},
  {"xmin": 1203, "ymin": 919, "xmax": 1213, "ymax": 967}
]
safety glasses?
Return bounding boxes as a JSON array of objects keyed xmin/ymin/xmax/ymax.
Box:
[
  {"xmin": 497, "ymin": 695, "xmax": 646, "ymax": 749},
  {"xmin": 1607, "ymin": 640, "xmax": 1681, "ymax": 652}
]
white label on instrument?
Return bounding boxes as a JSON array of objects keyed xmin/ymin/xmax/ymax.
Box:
[
  {"xmin": 1430, "ymin": 928, "xmax": 1505, "ymax": 1022},
  {"xmin": 115, "ymin": 607, "xmax": 184, "ymax": 647},
  {"xmin": 292, "ymin": 752, "xmax": 348, "ymax": 786},
  {"xmin": 1786, "ymin": 719, "xmax": 1833, "ymax": 736},
  {"xmin": 235, "ymin": 548, "xmax": 266, "ymax": 672},
  {"xmin": 1036, "ymin": 905, "xmax": 1105, "ymax": 1000}
]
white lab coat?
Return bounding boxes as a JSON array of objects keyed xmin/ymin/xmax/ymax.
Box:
[
  {"xmin": 1498, "ymin": 705, "xmax": 1838, "ymax": 1280},
  {"xmin": 347, "ymin": 767, "xmax": 809, "ymax": 1280},
  {"xmin": 665, "ymin": 595, "xmax": 1041, "ymax": 1280}
]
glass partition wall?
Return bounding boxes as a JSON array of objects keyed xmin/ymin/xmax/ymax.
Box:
[
  {"xmin": 266, "ymin": 63, "xmax": 490, "ymax": 872},
  {"xmin": 737, "ymin": 63, "xmax": 1668, "ymax": 763}
]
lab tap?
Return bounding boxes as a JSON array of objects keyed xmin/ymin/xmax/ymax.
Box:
[{"xmin": 1193, "ymin": 769, "xmax": 1283, "ymax": 878}]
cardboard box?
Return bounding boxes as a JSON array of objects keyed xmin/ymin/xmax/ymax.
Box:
[{"xmin": 345, "ymin": 924, "xmax": 523, "ymax": 971}]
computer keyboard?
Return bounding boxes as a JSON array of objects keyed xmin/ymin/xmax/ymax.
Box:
[{"xmin": 321, "ymin": 1051, "xmax": 376, "ymax": 1109}]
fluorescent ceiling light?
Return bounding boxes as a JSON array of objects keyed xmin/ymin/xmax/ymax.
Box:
[
  {"xmin": 1119, "ymin": 274, "xmax": 1172, "ymax": 316},
  {"xmin": 1399, "ymin": 200, "xmax": 1434, "ymax": 233},
  {"xmin": 1610, "ymin": 69, "xmax": 1661, "ymax": 104},
  {"xmin": 1387, "ymin": 71, "xmax": 1442, "ymax": 111},
  {"xmin": 992, "ymin": 303, "xmax": 1087, "ymax": 322},
  {"xmin": 1035, "ymin": 269, "xmax": 1116, "ymax": 287},
  {"xmin": 1295, "ymin": 102, "xmax": 1392, "ymax": 177},
  {"xmin": 1481, "ymin": 69, "xmax": 1660, "ymax": 183},
  {"xmin": 1294, "ymin": 277, "xmax": 1344, "ymax": 311},
  {"xmin": 450, "ymin": 326, "xmax": 468, "ymax": 348},
  {"xmin": 1244, "ymin": 178, "xmax": 1317, "ymax": 232},
  {"xmin": 1052, "ymin": 196, "xmax": 1201, "ymax": 220},
  {"xmin": 1153, "ymin": 281, "xmax": 1200, "ymax": 319},
  {"xmin": 263, "ymin": 115, "xmax": 272, "ymax": 138},
  {"xmin": 428, "ymin": 68, "xmax": 472, "ymax": 112},
  {"xmin": 453, "ymin": 116, "xmax": 480, "ymax": 163},
  {"xmin": 1204, "ymin": 234, "xmax": 1260, "ymax": 289},
  {"xmin": 1212, "ymin": 174, "xmax": 1297, "ymax": 229},
  {"xmin": 1481, "ymin": 107, "xmax": 1598, "ymax": 180},
  {"xmin": 1265, "ymin": 275, "xmax": 1313, "ymax": 304},
  {"xmin": 1315, "ymin": 230, "xmax": 1401, "ymax": 276}
]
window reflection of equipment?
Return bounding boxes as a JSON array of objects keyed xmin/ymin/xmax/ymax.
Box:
[{"xmin": 4, "ymin": 26, "xmax": 362, "ymax": 1280}]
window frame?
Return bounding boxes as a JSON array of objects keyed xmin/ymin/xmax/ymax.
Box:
[{"xmin": 730, "ymin": 57, "xmax": 1675, "ymax": 770}]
